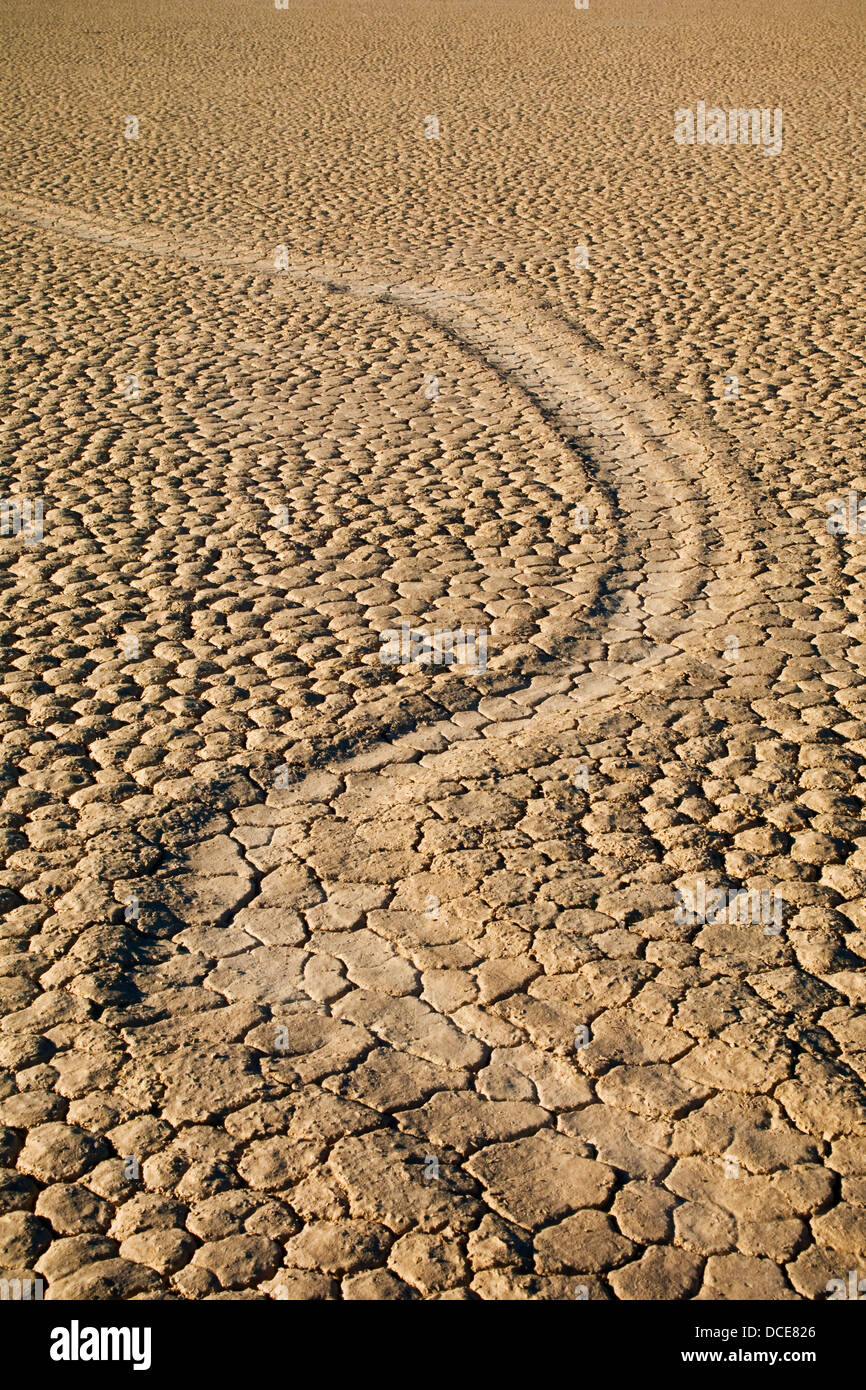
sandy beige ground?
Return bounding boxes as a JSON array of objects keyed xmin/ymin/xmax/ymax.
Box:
[{"xmin": 0, "ymin": 0, "xmax": 864, "ymax": 1300}]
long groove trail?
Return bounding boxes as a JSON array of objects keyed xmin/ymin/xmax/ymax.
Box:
[{"xmin": 1, "ymin": 191, "xmax": 857, "ymax": 1304}]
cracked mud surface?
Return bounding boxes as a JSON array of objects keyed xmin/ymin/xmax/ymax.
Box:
[{"xmin": 0, "ymin": 0, "xmax": 864, "ymax": 1300}]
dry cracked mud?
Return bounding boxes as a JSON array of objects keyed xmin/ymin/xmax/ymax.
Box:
[{"xmin": 0, "ymin": 0, "xmax": 864, "ymax": 1301}]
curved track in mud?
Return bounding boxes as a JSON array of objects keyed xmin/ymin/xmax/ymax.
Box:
[{"xmin": 1, "ymin": 194, "xmax": 863, "ymax": 1303}]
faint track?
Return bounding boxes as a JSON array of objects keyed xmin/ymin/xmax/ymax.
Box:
[{"xmin": 0, "ymin": 192, "xmax": 851, "ymax": 1306}]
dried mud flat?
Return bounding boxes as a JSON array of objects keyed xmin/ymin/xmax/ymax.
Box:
[{"xmin": 0, "ymin": 0, "xmax": 864, "ymax": 1301}]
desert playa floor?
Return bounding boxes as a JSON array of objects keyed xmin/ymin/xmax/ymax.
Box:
[{"xmin": 0, "ymin": 0, "xmax": 864, "ymax": 1300}]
